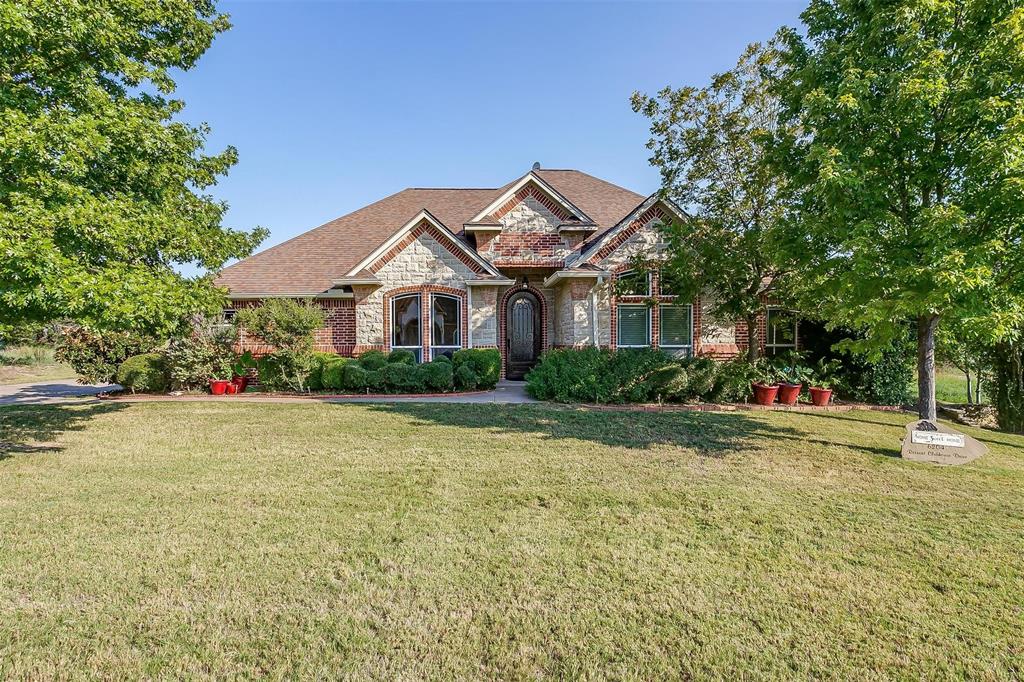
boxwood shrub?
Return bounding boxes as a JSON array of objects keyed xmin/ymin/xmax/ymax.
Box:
[
  {"xmin": 452, "ymin": 348, "xmax": 500, "ymax": 389},
  {"xmin": 320, "ymin": 357, "xmax": 352, "ymax": 390},
  {"xmin": 116, "ymin": 352, "xmax": 171, "ymax": 394},
  {"xmin": 358, "ymin": 350, "xmax": 388, "ymax": 371},
  {"xmin": 419, "ymin": 359, "xmax": 454, "ymax": 392},
  {"xmin": 387, "ymin": 349, "xmax": 416, "ymax": 366},
  {"xmin": 306, "ymin": 352, "xmax": 339, "ymax": 390}
]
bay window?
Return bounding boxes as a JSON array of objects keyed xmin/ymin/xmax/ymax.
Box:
[
  {"xmin": 430, "ymin": 294, "xmax": 461, "ymax": 360},
  {"xmin": 391, "ymin": 294, "xmax": 422, "ymax": 363}
]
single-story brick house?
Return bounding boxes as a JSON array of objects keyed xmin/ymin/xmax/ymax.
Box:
[{"xmin": 217, "ymin": 167, "xmax": 798, "ymax": 379}]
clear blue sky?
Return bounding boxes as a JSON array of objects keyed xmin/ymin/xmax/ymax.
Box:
[{"xmin": 174, "ymin": 0, "xmax": 805, "ymax": 261}]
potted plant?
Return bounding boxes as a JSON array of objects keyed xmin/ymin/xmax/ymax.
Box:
[
  {"xmin": 773, "ymin": 351, "xmax": 810, "ymax": 406},
  {"xmin": 751, "ymin": 361, "xmax": 780, "ymax": 406},
  {"xmin": 209, "ymin": 373, "xmax": 231, "ymax": 395},
  {"xmin": 231, "ymin": 351, "xmax": 255, "ymax": 392},
  {"xmin": 809, "ymin": 359, "xmax": 839, "ymax": 406}
]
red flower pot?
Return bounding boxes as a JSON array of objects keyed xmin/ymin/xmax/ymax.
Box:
[
  {"xmin": 210, "ymin": 379, "xmax": 229, "ymax": 395},
  {"xmin": 232, "ymin": 376, "xmax": 249, "ymax": 392},
  {"xmin": 752, "ymin": 383, "xmax": 779, "ymax": 406},
  {"xmin": 225, "ymin": 382, "xmax": 238, "ymax": 395},
  {"xmin": 809, "ymin": 386, "xmax": 833, "ymax": 407},
  {"xmin": 777, "ymin": 383, "xmax": 802, "ymax": 406}
]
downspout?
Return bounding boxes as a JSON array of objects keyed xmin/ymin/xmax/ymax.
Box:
[
  {"xmin": 591, "ymin": 275, "xmax": 604, "ymax": 348},
  {"xmin": 467, "ymin": 287, "xmax": 474, "ymax": 348}
]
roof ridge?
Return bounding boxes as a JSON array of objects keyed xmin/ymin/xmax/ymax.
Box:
[
  {"xmin": 537, "ymin": 168, "xmax": 646, "ymax": 198},
  {"xmin": 406, "ymin": 187, "xmax": 499, "ymax": 191}
]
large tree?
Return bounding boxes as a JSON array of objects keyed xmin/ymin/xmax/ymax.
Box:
[
  {"xmin": 0, "ymin": 0, "xmax": 266, "ymax": 337},
  {"xmin": 776, "ymin": 0, "xmax": 1024, "ymax": 420},
  {"xmin": 632, "ymin": 42, "xmax": 800, "ymax": 361}
]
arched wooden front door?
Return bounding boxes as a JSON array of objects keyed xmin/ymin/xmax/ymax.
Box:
[{"xmin": 505, "ymin": 291, "xmax": 541, "ymax": 380}]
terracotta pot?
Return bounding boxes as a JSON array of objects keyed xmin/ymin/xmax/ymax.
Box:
[
  {"xmin": 809, "ymin": 386, "xmax": 833, "ymax": 407},
  {"xmin": 751, "ymin": 382, "xmax": 779, "ymax": 406},
  {"xmin": 777, "ymin": 383, "xmax": 802, "ymax": 406},
  {"xmin": 232, "ymin": 376, "xmax": 249, "ymax": 392},
  {"xmin": 210, "ymin": 379, "xmax": 229, "ymax": 395}
]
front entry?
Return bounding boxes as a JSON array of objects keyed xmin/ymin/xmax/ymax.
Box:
[{"xmin": 505, "ymin": 290, "xmax": 541, "ymax": 380}]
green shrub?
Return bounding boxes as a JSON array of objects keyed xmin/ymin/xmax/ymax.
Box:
[
  {"xmin": 342, "ymin": 363, "xmax": 385, "ymax": 392},
  {"xmin": 432, "ymin": 354, "xmax": 452, "ymax": 364},
  {"xmin": 452, "ymin": 348, "xmax": 501, "ymax": 389},
  {"xmin": 165, "ymin": 321, "xmax": 236, "ymax": 390},
  {"xmin": 388, "ymin": 349, "xmax": 416, "ymax": 366},
  {"xmin": 454, "ymin": 364, "xmax": 479, "ymax": 390},
  {"xmin": 306, "ymin": 352, "xmax": 338, "ymax": 390},
  {"xmin": 320, "ymin": 357, "xmax": 351, "ymax": 391},
  {"xmin": 358, "ymin": 349, "xmax": 388, "ymax": 371},
  {"xmin": 381, "ymin": 362, "xmax": 423, "ymax": 392},
  {"xmin": 255, "ymin": 349, "xmax": 316, "ymax": 392},
  {"xmin": 526, "ymin": 347, "xmax": 685, "ymax": 404},
  {"xmin": 709, "ymin": 358, "xmax": 757, "ymax": 402},
  {"xmin": 419, "ymin": 360, "xmax": 454, "ymax": 392},
  {"xmin": 115, "ymin": 352, "xmax": 170, "ymax": 394},
  {"xmin": 55, "ymin": 327, "xmax": 157, "ymax": 384},
  {"xmin": 525, "ymin": 347, "xmax": 615, "ymax": 403},
  {"xmin": 993, "ymin": 340, "xmax": 1024, "ymax": 433}
]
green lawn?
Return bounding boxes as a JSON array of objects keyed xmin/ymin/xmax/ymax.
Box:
[
  {"xmin": 913, "ymin": 365, "xmax": 987, "ymax": 404},
  {"xmin": 1, "ymin": 403, "xmax": 1022, "ymax": 678},
  {"xmin": 0, "ymin": 345, "xmax": 76, "ymax": 385}
]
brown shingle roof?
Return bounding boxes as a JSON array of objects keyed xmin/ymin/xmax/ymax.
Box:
[{"xmin": 216, "ymin": 170, "xmax": 646, "ymax": 296}]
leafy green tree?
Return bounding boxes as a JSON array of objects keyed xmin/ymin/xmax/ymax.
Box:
[
  {"xmin": 0, "ymin": 0, "xmax": 266, "ymax": 337},
  {"xmin": 632, "ymin": 42, "xmax": 800, "ymax": 361},
  {"xmin": 235, "ymin": 299, "xmax": 326, "ymax": 392},
  {"xmin": 776, "ymin": 0, "xmax": 1024, "ymax": 420}
]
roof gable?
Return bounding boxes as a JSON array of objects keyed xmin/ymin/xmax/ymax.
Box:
[{"xmin": 572, "ymin": 194, "xmax": 689, "ymax": 266}]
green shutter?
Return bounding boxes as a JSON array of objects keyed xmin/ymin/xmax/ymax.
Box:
[
  {"xmin": 617, "ymin": 305, "xmax": 650, "ymax": 346},
  {"xmin": 659, "ymin": 305, "xmax": 692, "ymax": 347}
]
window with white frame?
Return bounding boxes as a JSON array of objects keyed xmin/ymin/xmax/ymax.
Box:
[
  {"xmin": 616, "ymin": 304, "xmax": 651, "ymax": 347},
  {"xmin": 391, "ymin": 293, "xmax": 422, "ymax": 363},
  {"xmin": 765, "ymin": 307, "xmax": 797, "ymax": 356},
  {"xmin": 659, "ymin": 304, "xmax": 693, "ymax": 355},
  {"xmin": 430, "ymin": 294, "xmax": 461, "ymax": 360}
]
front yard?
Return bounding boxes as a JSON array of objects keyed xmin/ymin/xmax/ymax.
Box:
[{"xmin": 1, "ymin": 402, "xmax": 1022, "ymax": 678}]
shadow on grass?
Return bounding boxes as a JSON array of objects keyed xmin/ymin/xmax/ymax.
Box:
[
  {"xmin": 365, "ymin": 403, "xmax": 802, "ymax": 457},
  {"xmin": 0, "ymin": 402, "xmax": 128, "ymax": 460}
]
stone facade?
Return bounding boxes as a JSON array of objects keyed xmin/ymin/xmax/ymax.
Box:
[{"xmin": 469, "ymin": 286, "xmax": 498, "ymax": 347}]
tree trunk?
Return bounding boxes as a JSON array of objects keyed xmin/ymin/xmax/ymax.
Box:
[
  {"xmin": 965, "ymin": 371, "xmax": 973, "ymax": 405},
  {"xmin": 745, "ymin": 314, "xmax": 759, "ymax": 362},
  {"xmin": 917, "ymin": 314, "xmax": 939, "ymax": 420}
]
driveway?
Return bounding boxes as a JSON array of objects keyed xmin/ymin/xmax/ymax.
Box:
[{"xmin": 0, "ymin": 379, "xmax": 118, "ymax": 406}]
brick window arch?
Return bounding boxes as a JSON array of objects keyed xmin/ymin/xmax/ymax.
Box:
[{"xmin": 382, "ymin": 285, "xmax": 468, "ymax": 361}]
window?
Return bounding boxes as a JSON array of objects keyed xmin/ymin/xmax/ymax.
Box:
[
  {"xmin": 766, "ymin": 307, "xmax": 797, "ymax": 356},
  {"xmin": 616, "ymin": 270, "xmax": 651, "ymax": 297},
  {"xmin": 659, "ymin": 304, "xmax": 693, "ymax": 354},
  {"xmin": 391, "ymin": 294, "xmax": 422, "ymax": 363},
  {"xmin": 222, "ymin": 308, "xmax": 237, "ymax": 322},
  {"xmin": 430, "ymin": 294, "xmax": 461, "ymax": 360},
  {"xmin": 617, "ymin": 304, "xmax": 651, "ymax": 347}
]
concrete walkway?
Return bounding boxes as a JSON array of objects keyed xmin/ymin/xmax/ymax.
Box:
[
  {"xmin": 0, "ymin": 379, "xmax": 119, "ymax": 406},
  {"xmin": 0, "ymin": 379, "xmax": 535, "ymax": 406}
]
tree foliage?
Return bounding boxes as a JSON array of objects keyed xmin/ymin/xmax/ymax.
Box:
[
  {"xmin": 632, "ymin": 42, "xmax": 801, "ymax": 360},
  {"xmin": 0, "ymin": 0, "xmax": 266, "ymax": 336},
  {"xmin": 775, "ymin": 0, "xmax": 1024, "ymax": 418}
]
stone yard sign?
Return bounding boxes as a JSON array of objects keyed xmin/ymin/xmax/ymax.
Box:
[{"xmin": 901, "ymin": 420, "xmax": 987, "ymax": 466}]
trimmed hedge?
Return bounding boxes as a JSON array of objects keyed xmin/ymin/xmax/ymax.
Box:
[
  {"xmin": 452, "ymin": 348, "xmax": 500, "ymax": 389},
  {"xmin": 116, "ymin": 352, "xmax": 171, "ymax": 394},
  {"xmin": 306, "ymin": 352, "xmax": 338, "ymax": 390},
  {"xmin": 387, "ymin": 349, "xmax": 416, "ymax": 366},
  {"xmin": 358, "ymin": 350, "xmax": 388, "ymax": 371}
]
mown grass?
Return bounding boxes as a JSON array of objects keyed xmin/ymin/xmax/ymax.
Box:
[
  {"xmin": 0, "ymin": 345, "xmax": 76, "ymax": 385},
  {"xmin": 1, "ymin": 402, "xmax": 1022, "ymax": 678},
  {"xmin": 912, "ymin": 365, "xmax": 987, "ymax": 404}
]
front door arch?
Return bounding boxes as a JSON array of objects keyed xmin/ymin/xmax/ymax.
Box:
[{"xmin": 504, "ymin": 290, "xmax": 542, "ymax": 380}]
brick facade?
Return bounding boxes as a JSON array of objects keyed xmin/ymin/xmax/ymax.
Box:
[{"xmin": 231, "ymin": 298, "xmax": 356, "ymax": 356}]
